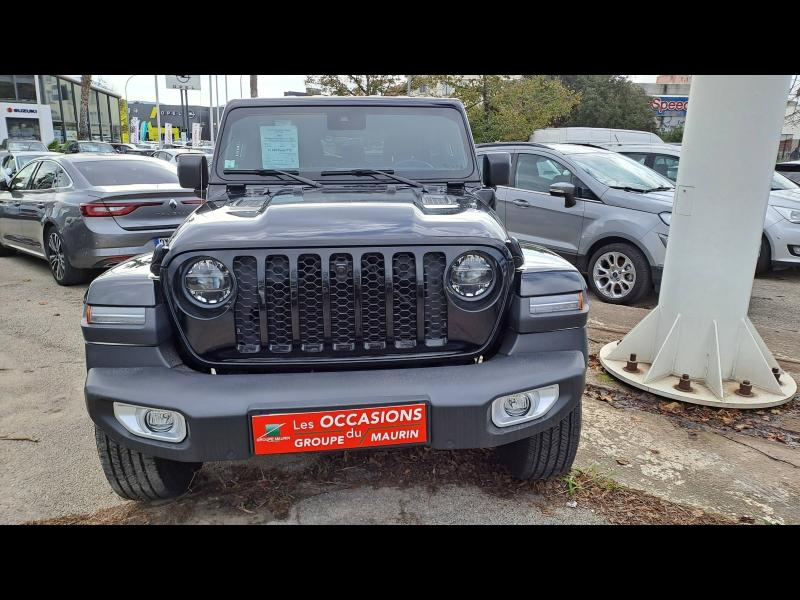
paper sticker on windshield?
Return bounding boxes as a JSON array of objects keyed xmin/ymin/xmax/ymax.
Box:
[
  {"xmin": 224, "ymin": 159, "xmax": 236, "ymax": 168},
  {"xmin": 260, "ymin": 124, "xmax": 299, "ymax": 169}
]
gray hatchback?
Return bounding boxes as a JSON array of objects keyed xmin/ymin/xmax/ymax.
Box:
[
  {"xmin": 0, "ymin": 154, "xmax": 201, "ymax": 285},
  {"xmin": 477, "ymin": 142, "xmax": 674, "ymax": 304}
]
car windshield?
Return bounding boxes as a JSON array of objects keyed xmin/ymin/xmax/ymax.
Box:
[
  {"xmin": 9, "ymin": 141, "xmax": 47, "ymax": 151},
  {"xmin": 79, "ymin": 142, "xmax": 115, "ymax": 153},
  {"xmin": 570, "ymin": 151, "xmax": 675, "ymax": 191},
  {"xmin": 74, "ymin": 160, "xmax": 179, "ymax": 186},
  {"xmin": 16, "ymin": 154, "xmax": 45, "ymax": 168},
  {"xmin": 216, "ymin": 105, "xmax": 475, "ymax": 181},
  {"xmin": 771, "ymin": 171, "xmax": 799, "ymax": 190}
]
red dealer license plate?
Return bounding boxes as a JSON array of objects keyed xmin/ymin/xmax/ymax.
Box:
[{"xmin": 251, "ymin": 403, "xmax": 428, "ymax": 455}]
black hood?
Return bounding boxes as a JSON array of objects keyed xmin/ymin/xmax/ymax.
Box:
[{"xmin": 165, "ymin": 186, "xmax": 509, "ymax": 255}]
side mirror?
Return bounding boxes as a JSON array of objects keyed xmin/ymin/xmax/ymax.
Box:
[
  {"xmin": 177, "ymin": 153, "xmax": 208, "ymax": 191},
  {"xmin": 481, "ymin": 153, "xmax": 511, "ymax": 188},
  {"xmin": 549, "ymin": 182, "xmax": 577, "ymax": 208},
  {"xmin": 0, "ymin": 180, "xmax": 8, "ymax": 191}
]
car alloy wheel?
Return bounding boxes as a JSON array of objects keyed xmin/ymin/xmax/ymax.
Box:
[
  {"xmin": 48, "ymin": 231, "xmax": 66, "ymax": 281},
  {"xmin": 592, "ymin": 251, "xmax": 636, "ymax": 300}
]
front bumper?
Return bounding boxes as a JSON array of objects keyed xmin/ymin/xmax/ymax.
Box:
[
  {"xmin": 85, "ymin": 341, "xmax": 586, "ymax": 463},
  {"xmin": 766, "ymin": 217, "xmax": 800, "ymax": 267}
]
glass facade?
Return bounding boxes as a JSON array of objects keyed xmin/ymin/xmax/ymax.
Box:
[
  {"xmin": 39, "ymin": 75, "xmax": 64, "ymax": 142},
  {"xmin": 58, "ymin": 79, "xmax": 80, "ymax": 142},
  {"xmin": 0, "ymin": 75, "xmax": 36, "ymax": 102},
  {"xmin": 109, "ymin": 96, "xmax": 121, "ymax": 141},
  {"xmin": 89, "ymin": 89, "xmax": 101, "ymax": 140},
  {"xmin": 4, "ymin": 75, "xmax": 123, "ymax": 143},
  {"xmin": 99, "ymin": 93, "xmax": 111, "ymax": 140}
]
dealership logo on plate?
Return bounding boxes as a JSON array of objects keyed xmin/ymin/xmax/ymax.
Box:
[{"xmin": 257, "ymin": 423, "xmax": 288, "ymax": 442}]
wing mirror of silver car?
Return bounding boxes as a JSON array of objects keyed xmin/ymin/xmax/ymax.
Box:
[
  {"xmin": 177, "ymin": 153, "xmax": 208, "ymax": 192},
  {"xmin": 482, "ymin": 153, "xmax": 511, "ymax": 188},
  {"xmin": 549, "ymin": 182, "xmax": 577, "ymax": 208}
]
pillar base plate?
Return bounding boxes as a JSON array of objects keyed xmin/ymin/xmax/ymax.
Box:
[{"xmin": 599, "ymin": 341, "xmax": 797, "ymax": 409}]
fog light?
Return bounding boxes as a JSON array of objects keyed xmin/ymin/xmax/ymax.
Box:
[
  {"xmin": 491, "ymin": 385, "xmax": 559, "ymax": 427},
  {"xmin": 145, "ymin": 410, "xmax": 175, "ymax": 433},
  {"xmin": 503, "ymin": 393, "xmax": 534, "ymax": 417},
  {"xmin": 113, "ymin": 403, "xmax": 186, "ymax": 442}
]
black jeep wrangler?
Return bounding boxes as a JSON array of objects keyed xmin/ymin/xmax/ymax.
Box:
[{"xmin": 82, "ymin": 97, "xmax": 589, "ymax": 501}]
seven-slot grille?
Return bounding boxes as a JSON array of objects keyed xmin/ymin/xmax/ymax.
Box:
[{"xmin": 232, "ymin": 250, "xmax": 449, "ymax": 356}]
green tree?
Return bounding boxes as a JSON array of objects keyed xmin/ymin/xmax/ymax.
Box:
[
  {"xmin": 417, "ymin": 75, "xmax": 580, "ymax": 143},
  {"xmin": 660, "ymin": 125, "xmax": 684, "ymax": 143},
  {"xmin": 305, "ymin": 75, "xmax": 405, "ymax": 96},
  {"xmin": 553, "ymin": 75, "xmax": 657, "ymax": 132}
]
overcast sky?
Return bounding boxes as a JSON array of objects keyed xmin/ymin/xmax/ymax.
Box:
[{"xmin": 94, "ymin": 75, "xmax": 659, "ymax": 104}]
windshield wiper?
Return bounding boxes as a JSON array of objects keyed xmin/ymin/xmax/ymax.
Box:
[
  {"xmin": 643, "ymin": 186, "xmax": 674, "ymax": 193},
  {"xmin": 223, "ymin": 168, "xmax": 322, "ymax": 188},
  {"xmin": 319, "ymin": 168, "xmax": 429, "ymax": 192},
  {"xmin": 608, "ymin": 185, "xmax": 648, "ymax": 193}
]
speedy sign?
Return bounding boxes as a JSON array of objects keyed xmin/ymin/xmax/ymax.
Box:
[
  {"xmin": 650, "ymin": 96, "xmax": 689, "ymax": 116},
  {"xmin": 252, "ymin": 403, "xmax": 428, "ymax": 455}
]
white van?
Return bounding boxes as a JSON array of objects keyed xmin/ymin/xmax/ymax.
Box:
[{"xmin": 530, "ymin": 127, "xmax": 664, "ymax": 145}]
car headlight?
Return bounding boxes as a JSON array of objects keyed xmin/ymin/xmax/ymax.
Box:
[
  {"xmin": 774, "ymin": 206, "xmax": 800, "ymax": 224},
  {"xmin": 449, "ymin": 252, "xmax": 495, "ymax": 299},
  {"xmin": 659, "ymin": 212, "xmax": 671, "ymax": 226},
  {"xmin": 184, "ymin": 258, "xmax": 233, "ymax": 306}
]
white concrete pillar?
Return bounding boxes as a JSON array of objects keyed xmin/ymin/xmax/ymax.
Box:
[{"xmin": 600, "ymin": 76, "xmax": 797, "ymax": 408}]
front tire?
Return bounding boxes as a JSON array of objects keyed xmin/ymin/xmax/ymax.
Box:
[
  {"xmin": 45, "ymin": 228, "xmax": 92, "ymax": 286},
  {"xmin": 497, "ymin": 400, "xmax": 582, "ymax": 480},
  {"xmin": 94, "ymin": 427, "xmax": 202, "ymax": 502},
  {"xmin": 587, "ymin": 242, "xmax": 651, "ymax": 305},
  {"xmin": 755, "ymin": 236, "xmax": 771, "ymax": 275}
]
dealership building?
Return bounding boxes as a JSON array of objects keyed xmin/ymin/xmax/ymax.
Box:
[
  {"xmin": 126, "ymin": 101, "xmax": 226, "ymax": 142},
  {"xmin": 0, "ymin": 75, "xmax": 122, "ymax": 145}
]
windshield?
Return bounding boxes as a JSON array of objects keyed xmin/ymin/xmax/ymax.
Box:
[
  {"xmin": 9, "ymin": 141, "xmax": 47, "ymax": 151},
  {"xmin": 75, "ymin": 160, "xmax": 179, "ymax": 186},
  {"xmin": 79, "ymin": 142, "xmax": 115, "ymax": 153},
  {"xmin": 16, "ymin": 154, "xmax": 45, "ymax": 168},
  {"xmin": 570, "ymin": 151, "xmax": 674, "ymax": 190},
  {"xmin": 772, "ymin": 171, "xmax": 799, "ymax": 190},
  {"xmin": 217, "ymin": 105, "xmax": 475, "ymax": 181}
]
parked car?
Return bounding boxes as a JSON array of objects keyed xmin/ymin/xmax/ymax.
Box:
[
  {"xmin": 81, "ymin": 96, "xmax": 589, "ymax": 501},
  {"xmin": 0, "ymin": 139, "xmax": 48, "ymax": 153},
  {"xmin": 476, "ymin": 142, "xmax": 674, "ymax": 304},
  {"xmin": 606, "ymin": 143, "xmax": 800, "ymax": 273},
  {"xmin": 530, "ymin": 127, "xmax": 664, "ymax": 145},
  {"xmin": 774, "ymin": 160, "xmax": 800, "ymax": 185},
  {"xmin": 108, "ymin": 142, "xmax": 153, "ymax": 156},
  {"xmin": 153, "ymin": 147, "xmax": 213, "ymax": 173},
  {"xmin": 0, "ymin": 154, "xmax": 202, "ymax": 284},
  {"xmin": 1, "ymin": 151, "xmax": 62, "ymax": 186},
  {"xmin": 63, "ymin": 140, "xmax": 117, "ymax": 154}
]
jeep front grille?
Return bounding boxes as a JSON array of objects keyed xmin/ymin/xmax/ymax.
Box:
[{"xmin": 231, "ymin": 249, "xmax": 448, "ymax": 356}]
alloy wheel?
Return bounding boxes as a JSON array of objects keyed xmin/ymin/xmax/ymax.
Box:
[
  {"xmin": 48, "ymin": 232, "xmax": 66, "ymax": 281},
  {"xmin": 592, "ymin": 251, "xmax": 636, "ymax": 300}
]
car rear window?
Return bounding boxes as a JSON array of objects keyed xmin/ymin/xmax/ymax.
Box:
[{"xmin": 74, "ymin": 160, "xmax": 179, "ymax": 186}]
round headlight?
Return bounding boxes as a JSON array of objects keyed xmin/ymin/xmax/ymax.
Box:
[
  {"xmin": 184, "ymin": 258, "xmax": 233, "ymax": 306},
  {"xmin": 449, "ymin": 253, "xmax": 495, "ymax": 299}
]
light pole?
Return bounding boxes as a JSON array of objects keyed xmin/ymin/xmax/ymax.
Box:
[
  {"xmin": 124, "ymin": 75, "xmax": 138, "ymax": 142},
  {"xmin": 215, "ymin": 75, "xmax": 220, "ymax": 132},
  {"xmin": 239, "ymin": 75, "xmax": 243, "ymax": 99},
  {"xmin": 208, "ymin": 74, "xmax": 214, "ymax": 144},
  {"xmin": 154, "ymin": 75, "xmax": 161, "ymax": 149}
]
